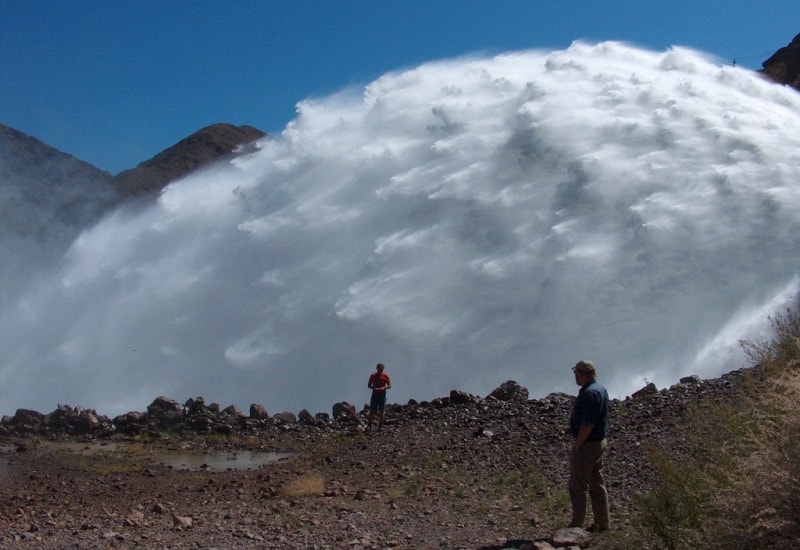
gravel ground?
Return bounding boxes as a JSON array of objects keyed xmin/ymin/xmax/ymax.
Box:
[{"xmin": 0, "ymin": 374, "xmax": 746, "ymax": 549}]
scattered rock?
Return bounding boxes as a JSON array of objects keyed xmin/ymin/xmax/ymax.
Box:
[
  {"xmin": 124, "ymin": 510, "xmax": 144, "ymax": 527},
  {"xmin": 552, "ymin": 527, "xmax": 592, "ymax": 546},
  {"xmin": 172, "ymin": 514, "xmax": 193, "ymax": 529}
]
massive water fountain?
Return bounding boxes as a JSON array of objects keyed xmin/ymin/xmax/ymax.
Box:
[{"xmin": 2, "ymin": 41, "xmax": 800, "ymax": 417}]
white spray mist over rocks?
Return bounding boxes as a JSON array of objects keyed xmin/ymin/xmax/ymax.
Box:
[{"xmin": 2, "ymin": 41, "xmax": 800, "ymax": 417}]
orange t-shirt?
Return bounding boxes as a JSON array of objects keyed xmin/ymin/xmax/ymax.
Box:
[{"xmin": 369, "ymin": 372, "xmax": 391, "ymax": 393}]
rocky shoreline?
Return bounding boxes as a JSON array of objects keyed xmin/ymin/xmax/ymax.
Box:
[{"xmin": 0, "ymin": 372, "xmax": 749, "ymax": 548}]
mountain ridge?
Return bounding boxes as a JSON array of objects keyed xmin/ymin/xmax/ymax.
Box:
[
  {"xmin": 0, "ymin": 122, "xmax": 119, "ymax": 251},
  {"xmin": 112, "ymin": 123, "xmax": 267, "ymax": 196},
  {"xmin": 0, "ymin": 121, "xmax": 267, "ymax": 205}
]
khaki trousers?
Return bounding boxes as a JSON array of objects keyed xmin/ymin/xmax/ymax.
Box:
[{"xmin": 568, "ymin": 439, "xmax": 609, "ymax": 529}]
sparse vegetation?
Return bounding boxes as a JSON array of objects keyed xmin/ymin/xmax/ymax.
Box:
[
  {"xmin": 600, "ymin": 309, "xmax": 800, "ymax": 549},
  {"xmin": 280, "ymin": 472, "xmax": 325, "ymax": 497}
]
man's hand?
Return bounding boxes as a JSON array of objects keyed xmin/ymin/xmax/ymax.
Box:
[{"xmin": 573, "ymin": 423, "xmax": 593, "ymax": 455}]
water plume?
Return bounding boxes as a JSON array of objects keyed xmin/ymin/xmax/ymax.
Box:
[{"xmin": 2, "ymin": 41, "xmax": 800, "ymax": 416}]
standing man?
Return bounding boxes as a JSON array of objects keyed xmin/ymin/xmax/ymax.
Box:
[
  {"xmin": 568, "ymin": 360, "xmax": 610, "ymax": 532},
  {"xmin": 367, "ymin": 362, "xmax": 391, "ymax": 430}
]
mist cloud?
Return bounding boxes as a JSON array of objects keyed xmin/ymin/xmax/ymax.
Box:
[{"xmin": 2, "ymin": 41, "xmax": 800, "ymax": 417}]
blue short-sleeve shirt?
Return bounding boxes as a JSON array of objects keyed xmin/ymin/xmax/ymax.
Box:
[{"xmin": 570, "ymin": 380, "xmax": 609, "ymax": 441}]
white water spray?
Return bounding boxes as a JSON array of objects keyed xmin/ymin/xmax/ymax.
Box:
[{"xmin": 2, "ymin": 41, "xmax": 800, "ymax": 416}]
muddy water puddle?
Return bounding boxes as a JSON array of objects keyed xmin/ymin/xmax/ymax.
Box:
[
  {"xmin": 29, "ymin": 441, "xmax": 291, "ymax": 472},
  {"xmin": 156, "ymin": 450, "xmax": 290, "ymax": 471}
]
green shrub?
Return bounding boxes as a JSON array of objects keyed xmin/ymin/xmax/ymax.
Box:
[{"xmin": 629, "ymin": 308, "xmax": 800, "ymax": 549}]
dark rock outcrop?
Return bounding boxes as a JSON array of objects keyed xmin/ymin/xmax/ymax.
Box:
[
  {"xmin": 2, "ymin": 405, "xmax": 113, "ymax": 437},
  {"xmin": 112, "ymin": 123, "xmax": 266, "ymax": 196},
  {"xmin": 760, "ymin": 32, "xmax": 800, "ymax": 91},
  {"xmin": 5, "ymin": 409, "xmax": 46, "ymax": 434},
  {"xmin": 47, "ymin": 404, "xmax": 113, "ymax": 436}
]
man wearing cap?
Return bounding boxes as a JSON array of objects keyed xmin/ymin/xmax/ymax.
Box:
[{"xmin": 568, "ymin": 360, "xmax": 610, "ymax": 532}]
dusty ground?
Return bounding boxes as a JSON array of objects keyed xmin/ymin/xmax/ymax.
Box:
[
  {"xmin": 0, "ymin": 377, "xmax": 739, "ymax": 549},
  {"xmin": 0, "ymin": 419, "xmax": 574, "ymax": 547}
]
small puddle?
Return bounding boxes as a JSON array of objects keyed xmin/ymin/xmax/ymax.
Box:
[
  {"xmin": 157, "ymin": 450, "xmax": 291, "ymax": 471},
  {"xmin": 29, "ymin": 441, "xmax": 291, "ymax": 472}
]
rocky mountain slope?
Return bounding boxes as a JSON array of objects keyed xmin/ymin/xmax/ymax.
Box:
[
  {"xmin": 0, "ymin": 121, "xmax": 266, "ymax": 302},
  {"xmin": 0, "ymin": 121, "xmax": 266, "ymax": 213},
  {"xmin": 0, "ymin": 122, "xmax": 120, "ymax": 241},
  {"xmin": 0, "ymin": 123, "xmax": 123, "ymax": 292},
  {"xmin": 760, "ymin": 32, "xmax": 800, "ymax": 90},
  {"xmin": 112, "ymin": 123, "xmax": 266, "ymax": 196}
]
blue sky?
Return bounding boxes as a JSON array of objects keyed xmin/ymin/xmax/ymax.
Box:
[{"xmin": 1, "ymin": 0, "xmax": 798, "ymax": 174}]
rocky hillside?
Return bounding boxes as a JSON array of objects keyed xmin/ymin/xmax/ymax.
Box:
[
  {"xmin": 0, "ymin": 123, "xmax": 120, "ymax": 240},
  {"xmin": 112, "ymin": 123, "xmax": 266, "ymax": 196},
  {"xmin": 0, "ymin": 370, "xmax": 757, "ymax": 549},
  {"xmin": 760, "ymin": 32, "xmax": 800, "ymax": 90}
]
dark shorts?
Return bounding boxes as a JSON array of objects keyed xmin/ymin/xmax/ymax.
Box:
[{"xmin": 370, "ymin": 392, "xmax": 387, "ymax": 412}]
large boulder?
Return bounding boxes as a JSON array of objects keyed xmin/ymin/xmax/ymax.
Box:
[
  {"xmin": 487, "ymin": 380, "xmax": 529, "ymax": 402},
  {"xmin": 449, "ymin": 389, "xmax": 481, "ymax": 405},
  {"xmin": 249, "ymin": 404, "xmax": 269, "ymax": 420},
  {"xmin": 332, "ymin": 401, "xmax": 358, "ymax": 423},
  {"xmin": 222, "ymin": 404, "xmax": 245, "ymax": 419},
  {"xmin": 146, "ymin": 396, "xmax": 184, "ymax": 429},
  {"xmin": 273, "ymin": 411, "xmax": 297, "ymax": 425},
  {"xmin": 298, "ymin": 409, "xmax": 315, "ymax": 425}
]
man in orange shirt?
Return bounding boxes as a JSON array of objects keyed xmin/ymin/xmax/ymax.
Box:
[{"xmin": 367, "ymin": 362, "xmax": 391, "ymax": 430}]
